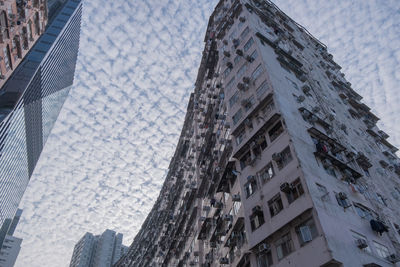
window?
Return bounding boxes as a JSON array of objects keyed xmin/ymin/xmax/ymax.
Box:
[
  {"xmin": 229, "ymin": 29, "xmax": 237, "ymax": 41},
  {"xmin": 354, "ymin": 204, "xmax": 374, "ymax": 221},
  {"xmin": 250, "ymin": 49, "xmax": 258, "ymax": 61},
  {"xmin": 229, "ymin": 91, "xmax": 240, "ymax": 108},
  {"xmin": 244, "ymin": 37, "xmax": 254, "ymax": 52},
  {"xmin": 251, "ymin": 64, "xmax": 263, "ymax": 81},
  {"xmin": 245, "ymin": 177, "xmax": 257, "ymax": 198},
  {"xmin": 275, "ymin": 233, "xmax": 293, "ymax": 260},
  {"xmin": 223, "ymin": 67, "xmax": 232, "ymax": 78},
  {"xmin": 239, "ymin": 151, "xmax": 251, "ymax": 170},
  {"xmin": 257, "ymin": 251, "xmax": 273, "ymax": 267},
  {"xmin": 252, "ymin": 135, "xmax": 267, "ymax": 157},
  {"xmin": 286, "ymin": 178, "xmax": 304, "ymax": 204},
  {"xmin": 238, "ymin": 19, "xmax": 245, "ymax": 28},
  {"xmin": 240, "ymin": 26, "xmax": 250, "ymax": 40},
  {"xmin": 234, "ymin": 55, "xmax": 241, "ymax": 64},
  {"xmin": 232, "ymin": 109, "xmax": 243, "ymax": 125},
  {"xmin": 285, "ymin": 77, "xmax": 299, "ymax": 90},
  {"xmin": 373, "ymin": 241, "xmax": 390, "ymax": 258},
  {"xmin": 268, "ymin": 121, "xmax": 284, "ymax": 142},
  {"xmin": 350, "ymin": 231, "xmax": 371, "ymax": 253},
  {"xmin": 258, "ymin": 162, "xmax": 274, "ymax": 182},
  {"xmin": 237, "ymin": 63, "xmax": 247, "ymax": 78},
  {"xmin": 316, "ymin": 183, "xmax": 329, "ymax": 201},
  {"xmin": 244, "ymin": 95, "xmax": 255, "ymax": 112},
  {"xmin": 335, "ymin": 192, "xmax": 351, "ymax": 208},
  {"xmin": 276, "ymin": 146, "xmax": 293, "ymax": 170},
  {"xmin": 250, "ymin": 206, "xmax": 265, "ymax": 231},
  {"xmin": 256, "ymin": 81, "xmax": 269, "ymax": 98},
  {"xmin": 296, "ymin": 218, "xmax": 318, "ymax": 245},
  {"xmin": 268, "ymin": 193, "xmax": 283, "ymax": 217},
  {"xmin": 226, "ymin": 77, "xmax": 235, "ymax": 91},
  {"xmin": 376, "ymin": 193, "xmax": 387, "ymax": 206},
  {"xmin": 235, "ymin": 129, "xmax": 245, "ymax": 145}
]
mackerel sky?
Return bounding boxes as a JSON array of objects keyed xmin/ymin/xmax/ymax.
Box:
[{"xmin": 15, "ymin": 0, "xmax": 400, "ymax": 266}]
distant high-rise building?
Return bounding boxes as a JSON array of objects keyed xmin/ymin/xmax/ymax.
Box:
[
  {"xmin": 0, "ymin": 0, "xmax": 48, "ymax": 88},
  {"xmin": 0, "ymin": 209, "xmax": 23, "ymax": 267},
  {"xmin": 69, "ymin": 229, "xmax": 128, "ymax": 267},
  {"xmin": 0, "ymin": 0, "xmax": 82, "ymax": 231},
  {"xmin": 116, "ymin": 0, "xmax": 400, "ymax": 267}
]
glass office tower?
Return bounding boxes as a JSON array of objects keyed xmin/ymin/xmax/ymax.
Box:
[{"xmin": 0, "ymin": 0, "xmax": 82, "ymax": 230}]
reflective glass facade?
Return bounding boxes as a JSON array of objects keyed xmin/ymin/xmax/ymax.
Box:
[{"xmin": 0, "ymin": 0, "xmax": 82, "ymax": 229}]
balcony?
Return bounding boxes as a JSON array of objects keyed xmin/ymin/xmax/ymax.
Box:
[
  {"xmin": 314, "ymin": 145, "xmax": 362, "ymax": 180},
  {"xmin": 232, "ymin": 95, "xmax": 279, "ymax": 156},
  {"xmin": 231, "ymin": 89, "xmax": 274, "ymax": 135}
]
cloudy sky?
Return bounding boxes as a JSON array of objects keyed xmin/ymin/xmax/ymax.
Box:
[{"xmin": 14, "ymin": 0, "xmax": 400, "ymax": 266}]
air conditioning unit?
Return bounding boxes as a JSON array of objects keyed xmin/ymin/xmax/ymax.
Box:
[
  {"xmin": 237, "ymin": 82, "xmax": 245, "ymax": 91},
  {"xmin": 236, "ymin": 49, "xmax": 244, "ymax": 56},
  {"xmin": 239, "ymin": 16, "xmax": 246, "ymax": 22},
  {"xmin": 219, "ymin": 257, "xmax": 229, "ymax": 264},
  {"xmin": 302, "ymin": 85, "xmax": 311, "ymax": 94},
  {"xmin": 338, "ymin": 192, "xmax": 347, "ymax": 200},
  {"xmin": 226, "ymin": 62, "xmax": 233, "ymax": 68},
  {"xmin": 280, "ymin": 182, "xmax": 291, "ymax": 193},
  {"xmin": 242, "ymin": 76, "xmax": 251, "ymax": 84},
  {"xmin": 258, "ymin": 243, "xmax": 270, "ymax": 252},
  {"xmin": 355, "ymin": 238, "xmax": 368, "ymax": 249},
  {"xmin": 232, "ymin": 194, "xmax": 241, "ymax": 202},
  {"xmin": 312, "ymin": 106, "xmax": 320, "ymax": 113},
  {"xmin": 224, "ymin": 214, "xmax": 233, "ymax": 221},
  {"xmin": 296, "ymin": 95, "xmax": 305, "ymax": 103},
  {"xmin": 193, "ymin": 251, "xmax": 199, "ymax": 257},
  {"xmin": 223, "ymin": 50, "xmax": 231, "ymax": 57},
  {"xmin": 233, "ymin": 38, "xmax": 240, "ymax": 48},
  {"xmin": 252, "ymin": 205, "xmax": 262, "ymax": 213},
  {"xmin": 215, "ymin": 202, "xmax": 223, "ymax": 209},
  {"xmin": 245, "ymin": 55, "xmax": 254, "ymax": 62},
  {"xmin": 386, "ymin": 254, "xmax": 400, "ymax": 263},
  {"xmin": 321, "ymin": 158, "xmax": 332, "ymax": 168}
]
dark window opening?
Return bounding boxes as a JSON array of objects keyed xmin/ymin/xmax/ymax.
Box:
[
  {"xmin": 268, "ymin": 121, "xmax": 284, "ymax": 142},
  {"xmin": 245, "ymin": 177, "xmax": 257, "ymax": 198},
  {"xmin": 268, "ymin": 193, "xmax": 283, "ymax": 217},
  {"xmin": 250, "ymin": 206, "xmax": 265, "ymax": 231},
  {"xmin": 286, "ymin": 178, "xmax": 304, "ymax": 204}
]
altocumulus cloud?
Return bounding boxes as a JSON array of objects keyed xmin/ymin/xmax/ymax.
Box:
[{"xmin": 15, "ymin": 0, "xmax": 400, "ymax": 266}]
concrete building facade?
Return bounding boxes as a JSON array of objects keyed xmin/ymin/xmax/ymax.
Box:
[
  {"xmin": 116, "ymin": 0, "xmax": 400, "ymax": 267},
  {"xmin": 0, "ymin": 0, "xmax": 48, "ymax": 88},
  {"xmin": 69, "ymin": 229, "xmax": 128, "ymax": 267}
]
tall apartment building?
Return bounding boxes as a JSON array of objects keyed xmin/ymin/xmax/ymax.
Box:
[
  {"xmin": 0, "ymin": 209, "xmax": 23, "ymax": 267},
  {"xmin": 69, "ymin": 229, "xmax": 128, "ymax": 267},
  {"xmin": 116, "ymin": 0, "xmax": 400, "ymax": 267},
  {"xmin": 0, "ymin": 0, "xmax": 81, "ymax": 232},
  {"xmin": 0, "ymin": 0, "xmax": 48, "ymax": 88}
]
